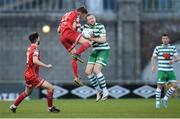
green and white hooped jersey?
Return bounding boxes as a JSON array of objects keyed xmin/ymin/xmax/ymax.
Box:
[
  {"xmin": 153, "ymin": 44, "xmax": 178, "ymax": 71},
  {"xmin": 82, "ymin": 23, "xmax": 110, "ymax": 51}
]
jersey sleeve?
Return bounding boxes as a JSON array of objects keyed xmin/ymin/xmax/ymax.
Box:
[
  {"xmin": 153, "ymin": 46, "xmax": 158, "ymax": 56},
  {"xmin": 173, "ymin": 46, "xmax": 178, "ymax": 56},
  {"xmin": 99, "ymin": 25, "xmax": 106, "ymax": 35},
  {"xmin": 33, "ymin": 48, "xmax": 39, "ymax": 57}
]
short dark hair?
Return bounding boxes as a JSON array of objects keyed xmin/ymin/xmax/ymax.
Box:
[
  {"xmin": 29, "ymin": 32, "xmax": 39, "ymax": 43},
  {"xmin": 76, "ymin": 6, "xmax": 88, "ymax": 14},
  {"xmin": 162, "ymin": 33, "xmax": 169, "ymax": 37}
]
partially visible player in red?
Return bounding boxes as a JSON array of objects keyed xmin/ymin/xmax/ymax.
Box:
[
  {"xmin": 10, "ymin": 32, "xmax": 60, "ymax": 113},
  {"xmin": 57, "ymin": 6, "xmax": 92, "ymax": 86}
]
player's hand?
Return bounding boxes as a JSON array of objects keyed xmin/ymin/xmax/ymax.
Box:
[
  {"xmin": 76, "ymin": 23, "xmax": 81, "ymax": 28},
  {"xmin": 151, "ymin": 66, "xmax": 156, "ymax": 73},
  {"xmin": 169, "ymin": 60, "xmax": 175, "ymax": 64},
  {"xmin": 46, "ymin": 64, "xmax": 53, "ymax": 68}
]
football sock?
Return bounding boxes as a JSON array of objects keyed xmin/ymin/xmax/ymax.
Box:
[
  {"xmin": 96, "ymin": 72, "xmax": 107, "ymax": 89},
  {"xmin": 47, "ymin": 91, "xmax": 53, "ymax": 108},
  {"xmin": 155, "ymin": 88, "xmax": 161, "ymax": 104},
  {"xmin": 88, "ymin": 74, "xmax": 101, "ymax": 92},
  {"xmin": 71, "ymin": 58, "xmax": 78, "ymax": 78},
  {"xmin": 76, "ymin": 42, "xmax": 91, "ymax": 55},
  {"xmin": 14, "ymin": 92, "xmax": 28, "ymax": 106},
  {"xmin": 163, "ymin": 87, "xmax": 176, "ymax": 100}
]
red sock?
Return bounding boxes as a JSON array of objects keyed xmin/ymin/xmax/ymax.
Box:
[
  {"xmin": 47, "ymin": 91, "xmax": 53, "ymax": 108},
  {"xmin": 76, "ymin": 42, "xmax": 91, "ymax": 55},
  {"xmin": 71, "ymin": 58, "xmax": 78, "ymax": 78},
  {"xmin": 14, "ymin": 92, "xmax": 28, "ymax": 106}
]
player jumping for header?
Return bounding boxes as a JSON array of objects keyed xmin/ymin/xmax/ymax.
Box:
[{"xmin": 57, "ymin": 6, "xmax": 92, "ymax": 86}]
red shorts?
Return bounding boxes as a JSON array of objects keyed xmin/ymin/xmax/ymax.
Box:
[
  {"xmin": 60, "ymin": 28, "xmax": 82, "ymax": 52},
  {"xmin": 25, "ymin": 76, "xmax": 45, "ymax": 88}
]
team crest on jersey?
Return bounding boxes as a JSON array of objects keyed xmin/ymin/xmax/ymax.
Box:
[
  {"xmin": 163, "ymin": 53, "xmax": 171, "ymax": 59},
  {"xmin": 98, "ymin": 57, "xmax": 104, "ymax": 62}
]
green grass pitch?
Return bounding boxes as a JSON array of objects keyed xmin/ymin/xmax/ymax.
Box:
[{"xmin": 0, "ymin": 99, "xmax": 180, "ymax": 118}]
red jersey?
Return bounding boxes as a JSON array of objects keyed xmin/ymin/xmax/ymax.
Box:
[
  {"xmin": 24, "ymin": 44, "xmax": 40, "ymax": 81},
  {"xmin": 60, "ymin": 10, "xmax": 80, "ymax": 33}
]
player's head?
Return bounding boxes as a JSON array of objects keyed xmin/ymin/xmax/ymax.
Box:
[
  {"xmin": 29, "ymin": 32, "xmax": 40, "ymax": 45},
  {"xmin": 161, "ymin": 33, "xmax": 170, "ymax": 45},
  {"xmin": 76, "ymin": 6, "xmax": 88, "ymax": 18},
  {"xmin": 86, "ymin": 14, "xmax": 96, "ymax": 25}
]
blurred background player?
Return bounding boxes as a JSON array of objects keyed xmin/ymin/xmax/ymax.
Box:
[
  {"xmin": 83, "ymin": 14, "xmax": 110, "ymax": 101},
  {"xmin": 10, "ymin": 32, "xmax": 60, "ymax": 113},
  {"xmin": 57, "ymin": 6, "xmax": 92, "ymax": 86},
  {"xmin": 151, "ymin": 33, "xmax": 179, "ymax": 108}
]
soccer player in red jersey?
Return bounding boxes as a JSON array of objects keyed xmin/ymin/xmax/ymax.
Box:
[
  {"xmin": 57, "ymin": 6, "xmax": 92, "ymax": 86},
  {"xmin": 9, "ymin": 32, "xmax": 60, "ymax": 113}
]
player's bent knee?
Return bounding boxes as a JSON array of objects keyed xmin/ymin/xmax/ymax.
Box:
[
  {"xmin": 48, "ymin": 85, "xmax": 54, "ymax": 92},
  {"xmin": 157, "ymin": 84, "xmax": 163, "ymax": 90},
  {"xmin": 93, "ymin": 69, "xmax": 101, "ymax": 75},
  {"xmin": 171, "ymin": 83, "xmax": 177, "ymax": 89},
  {"xmin": 85, "ymin": 69, "xmax": 92, "ymax": 76}
]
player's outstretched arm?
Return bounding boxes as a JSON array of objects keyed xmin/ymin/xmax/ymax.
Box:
[{"xmin": 33, "ymin": 56, "xmax": 52, "ymax": 68}]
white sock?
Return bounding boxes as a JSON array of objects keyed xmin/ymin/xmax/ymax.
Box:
[
  {"xmin": 12, "ymin": 104, "xmax": 17, "ymax": 108},
  {"xmin": 96, "ymin": 72, "xmax": 107, "ymax": 89},
  {"xmin": 155, "ymin": 88, "xmax": 161, "ymax": 103}
]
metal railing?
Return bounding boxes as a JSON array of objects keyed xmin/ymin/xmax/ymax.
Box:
[
  {"xmin": 0, "ymin": 0, "xmax": 117, "ymax": 14},
  {"xmin": 143, "ymin": 0, "xmax": 178, "ymax": 12},
  {"xmin": 0, "ymin": 0, "xmax": 76, "ymax": 13}
]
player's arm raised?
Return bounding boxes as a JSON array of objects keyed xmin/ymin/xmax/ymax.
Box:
[{"xmin": 33, "ymin": 54, "xmax": 52, "ymax": 68}]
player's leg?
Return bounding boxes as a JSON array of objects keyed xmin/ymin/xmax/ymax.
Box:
[
  {"xmin": 85, "ymin": 64, "xmax": 103, "ymax": 102},
  {"xmin": 156, "ymin": 71, "xmax": 166, "ymax": 108},
  {"xmin": 70, "ymin": 48, "xmax": 83, "ymax": 86},
  {"xmin": 155, "ymin": 84, "xmax": 163, "ymax": 109},
  {"xmin": 41, "ymin": 80, "xmax": 60, "ymax": 113},
  {"xmin": 85, "ymin": 51, "xmax": 102, "ymax": 101},
  {"xmin": 66, "ymin": 29, "xmax": 91, "ymax": 62},
  {"xmin": 164, "ymin": 82, "xmax": 177, "ymax": 100},
  {"xmin": 93, "ymin": 50, "xmax": 109, "ymax": 101},
  {"xmin": 162, "ymin": 71, "xmax": 177, "ymax": 108},
  {"xmin": 93, "ymin": 63, "xmax": 108, "ymax": 101},
  {"xmin": 10, "ymin": 86, "xmax": 33, "ymax": 113},
  {"xmin": 75, "ymin": 36, "xmax": 91, "ymax": 55},
  {"xmin": 60, "ymin": 37, "xmax": 83, "ymax": 86},
  {"xmin": 61, "ymin": 29, "xmax": 91, "ymax": 63}
]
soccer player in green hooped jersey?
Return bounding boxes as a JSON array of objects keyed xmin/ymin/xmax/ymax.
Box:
[
  {"xmin": 151, "ymin": 33, "xmax": 179, "ymax": 109},
  {"xmin": 82, "ymin": 14, "xmax": 110, "ymax": 101}
]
